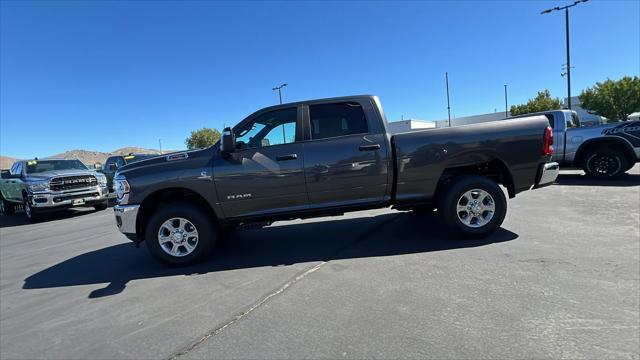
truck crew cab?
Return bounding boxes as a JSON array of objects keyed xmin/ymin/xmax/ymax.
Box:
[{"xmin": 113, "ymin": 95, "xmax": 558, "ymax": 266}]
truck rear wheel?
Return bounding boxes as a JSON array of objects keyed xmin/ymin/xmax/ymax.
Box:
[
  {"xmin": 0, "ymin": 194, "xmax": 15, "ymax": 215},
  {"xmin": 145, "ymin": 203, "xmax": 217, "ymax": 266},
  {"xmin": 438, "ymin": 175, "xmax": 506, "ymax": 238},
  {"xmin": 583, "ymin": 147, "xmax": 628, "ymax": 178}
]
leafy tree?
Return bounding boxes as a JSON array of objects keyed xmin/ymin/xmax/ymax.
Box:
[
  {"xmin": 185, "ymin": 128, "xmax": 221, "ymax": 149},
  {"xmin": 579, "ymin": 76, "xmax": 640, "ymax": 121},
  {"xmin": 510, "ymin": 90, "xmax": 563, "ymax": 116}
]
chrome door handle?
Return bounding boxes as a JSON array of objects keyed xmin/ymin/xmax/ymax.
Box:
[
  {"xmin": 276, "ymin": 154, "xmax": 298, "ymax": 161},
  {"xmin": 359, "ymin": 144, "xmax": 381, "ymax": 151}
]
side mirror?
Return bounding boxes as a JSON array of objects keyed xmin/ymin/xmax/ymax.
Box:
[
  {"xmin": 0, "ymin": 170, "xmax": 10, "ymax": 179},
  {"xmin": 94, "ymin": 163, "xmax": 103, "ymax": 171},
  {"xmin": 220, "ymin": 127, "xmax": 236, "ymax": 154},
  {"xmin": 108, "ymin": 163, "xmax": 118, "ymax": 171}
]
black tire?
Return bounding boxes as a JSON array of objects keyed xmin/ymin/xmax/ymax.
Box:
[
  {"xmin": 145, "ymin": 203, "xmax": 217, "ymax": 266},
  {"xmin": 0, "ymin": 194, "xmax": 15, "ymax": 216},
  {"xmin": 23, "ymin": 195, "xmax": 40, "ymax": 222},
  {"xmin": 438, "ymin": 175, "xmax": 507, "ymax": 238},
  {"xmin": 94, "ymin": 202, "xmax": 108, "ymax": 211},
  {"xmin": 582, "ymin": 147, "xmax": 628, "ymax": 179}
]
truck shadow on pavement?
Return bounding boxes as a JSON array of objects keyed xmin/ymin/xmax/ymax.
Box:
[
  {"xmin": 555, "ymin": 173, "xmax": 640, "ymax": 187},
  {"xmin": 23, "ymin": 211, "xmax": 518, "ymax": 299},
  {"xmin": 0, "ymin": 208, "xmax": 108, "ymax": 228}
]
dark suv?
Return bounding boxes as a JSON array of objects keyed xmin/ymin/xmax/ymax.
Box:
[{"xmin": 102, "ymin": 154, "xmax": 158, "ymax": 192}]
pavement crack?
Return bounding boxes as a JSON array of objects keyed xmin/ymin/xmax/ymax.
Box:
[
  {"xmin": 168, "ymin": 261, "xmax": 326, "ymax": 360},
  {"xmin": 167, "ymin": 213, "xmax": 401, "ymax": 359}
]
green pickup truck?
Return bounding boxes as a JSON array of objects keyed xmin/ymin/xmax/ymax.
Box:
[{"xmin": 0, "ymin": 158, "xmax": 109, "ymax": 221}]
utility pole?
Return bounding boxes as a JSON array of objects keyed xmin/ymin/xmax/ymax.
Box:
[
  {"xmin": 158, "ymin": 139, "xmax": 162, "ymax": 154},
  {"xmin": 504, "ymin": 84, "xmax": 508, "ymax": 119},
  {"xmin": 445, "ymin": 72, "xmax": 451, "ymax": 127},
  {"xmin": 272, "ymin": 83, "xmax": 288, "ymax": 105},
  {"xmin": 272, "ymin": 83, "xmax": 288, "ymax": 141},
  {"xmin": 541, "ymin": 0, "xmax": 589, "ymax": 110}
]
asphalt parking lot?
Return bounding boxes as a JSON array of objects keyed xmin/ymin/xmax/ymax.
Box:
[{"xmin": 1, "ymin": 166, "xmax": 639, "ymax": 359}]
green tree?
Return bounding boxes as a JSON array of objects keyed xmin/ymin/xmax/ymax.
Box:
[
  {"xmin": 510, "ymin": 90, "xmax": 563, "ymax": 116},
  {"xmin": 579, "ymin": 76, "xmax": 640, "ymax": 121},
  {"xmin": 185, "ymin": 128, "xmax": 221, "ymax": 149}
]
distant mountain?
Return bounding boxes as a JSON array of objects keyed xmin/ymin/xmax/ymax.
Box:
[
  {"xmin": 0, "ymin": 156, "xmax": 17, "ymax": 170},
  {"xmin": 1, "ymin": 147, "xmax": 182, "ymax": 169},
  {"xmin": 51, "ymin": 148, "xmax": 170, "ymax": 165}
]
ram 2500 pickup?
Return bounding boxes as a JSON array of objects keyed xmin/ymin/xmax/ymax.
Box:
[
  {"xmin": 113, "ymin": 95, "xmax": 559, "ymax": 266},
  {"xmin": 513, "ymin": 110, "xmax": 639, "ymax": 178},
  {"xmin": 0, "ymin": 158, "xmax": 109, "ymax": 221}
]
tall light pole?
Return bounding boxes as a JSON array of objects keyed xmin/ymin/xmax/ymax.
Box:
[
  {"xmin": 272, "ymin": 83, "xmax": 288, "ymax": 104},
  {"xmin": 504, "ymin": 84, "xmax": 508, "ymax": 119},
  {"xmin": 445, "ymin": 72, "xmax": 451, "ymax": 127},
  {"xmin": 541, "ymin": 0, "xmax": 589, "ymax": 110}
]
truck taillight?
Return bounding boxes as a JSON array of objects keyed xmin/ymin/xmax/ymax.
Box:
[{"xmin": 543, "ymin": 126, "xmax": 554, "ymax": 156}]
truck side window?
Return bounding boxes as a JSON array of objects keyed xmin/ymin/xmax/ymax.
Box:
[
  {"xmin": 13, "ymin": 162, "xmax": 23, "ymax": 176},
  {"xmin": 105, "ymin": 157, "xmax": 125, "ymax": 172},
  {"xmin": 571, "ymin": 113, "xmax": 580, "ymax": 128},
  {"xmin": 235, "ymin": 108, "xmax": 297, "ymax": 149},
  {"xmin": 309, "ymin": 102, "xmax": 368, "ymax": 140}
]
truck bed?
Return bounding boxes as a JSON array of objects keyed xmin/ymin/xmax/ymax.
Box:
[{"xmin": 391, "ymin": 115, "xmax": 551, "ymax": 203}]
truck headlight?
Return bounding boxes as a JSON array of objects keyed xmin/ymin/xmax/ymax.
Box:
[
  {"xmin": 27, "ymin": 181, "xmax": 49, "ymax": 192},
  {"xmin": 114, "ymin": 175, "xmax": 130, "ymax": 200},
  {"xmin": 96, "ymin": 173, "xmax": 107, "ymax": 185}
]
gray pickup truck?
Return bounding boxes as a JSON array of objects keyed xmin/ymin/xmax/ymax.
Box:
[
  {"xmin": 0, "ymin": 158, "xmax": 109, "ymax": 221},
  {"xmin": 113, "ymin": 95, "xmax": 558, "ymax": 266},
  {"xmin": 513, "ymin": 110, "xmax": 639, "ymax": 178}
]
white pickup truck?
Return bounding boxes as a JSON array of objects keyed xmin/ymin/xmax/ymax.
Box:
[{"xmin": 515, "ymin": 110, "xmax": 639, "ymax": 178}]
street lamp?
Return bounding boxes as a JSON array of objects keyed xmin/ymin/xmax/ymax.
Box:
[
  {"xmin": 541, "ymin": 0, "xmax": 589, "ymax": 110},
  {"xmin": 272, "ymin": 83, "xmax": 288, "ymax": 104}
]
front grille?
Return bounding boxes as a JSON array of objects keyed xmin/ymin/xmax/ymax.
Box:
[
  {"xmin": 53, "ymin": 192, "xmax": 100, "ymax": 203},
  {"xmin": 50, "ymin": 175, "xmax": 97, "ymax": 191}
]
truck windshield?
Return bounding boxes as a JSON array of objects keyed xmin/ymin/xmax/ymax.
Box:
[{"xmin": 25, "ymin": 160, "xmax": 88, "ymax": 174}]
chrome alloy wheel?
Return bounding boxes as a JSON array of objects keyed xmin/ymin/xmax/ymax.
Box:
[
  {"xmin": 158, "ymin": 217, "xmax": 199, "ymax": 257},
  {"xmin": 456, "ymin": 189, "xmax": 495, "ymax": 228}
]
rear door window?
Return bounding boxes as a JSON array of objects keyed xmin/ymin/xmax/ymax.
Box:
[{"xmin": 308, "ymin": 102, "xmax": 368, "ymax": 140}]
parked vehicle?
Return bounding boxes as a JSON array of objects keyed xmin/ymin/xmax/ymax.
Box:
[
  {"xmin": 102, "ymin": 154, "xmax": 158, "ymax": 192},
  {"xmin": 113, "ymin": 95, "xmax": 558, "ymax": 266},
  {"xmin": 0, "ymin": 158, "xmax": 109, "ymax": 221},
  {"xmin": 512, "ymin": 110, "xmax": 640, "ymax": 178}
]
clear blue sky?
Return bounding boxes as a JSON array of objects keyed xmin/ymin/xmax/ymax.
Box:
[{"xmin": 1, "ymin": 0, "xmax": 638, "ymax": 159}]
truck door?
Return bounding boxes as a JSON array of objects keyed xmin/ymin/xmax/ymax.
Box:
[
  {"xmin": 302, "ymin": 100, "xmax": 390, "ymax": 208},
  {"xmin": 214, "ymin": 106, "xmax": 307, "ymax": 218},
  {"xmin": 6, "ymin": 162, "xmax": 24, "ymax": 201}
]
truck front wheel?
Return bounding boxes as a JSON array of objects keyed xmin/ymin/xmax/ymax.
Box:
[
  {"xmin": 583, "ymin": 147, "xmax": 628, "ymax": 178},
  {"xmin": 438, "ymin": 175, "xmax": 507, "ymax": 238},
  {"xmin": 23, "ymin": 196, "xmax": 40, "ymax": 222},
  {"xmin": 145, "ymin": 203, "xmax": 217, "ymax": 266}
]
